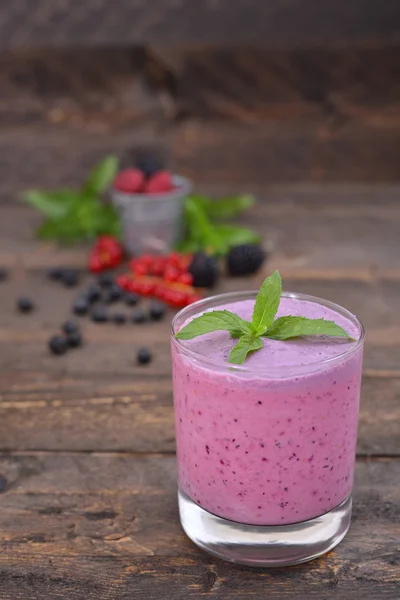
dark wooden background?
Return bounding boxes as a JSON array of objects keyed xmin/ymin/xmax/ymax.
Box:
[{"xmin": 0, "ymin": 3, "xmax": 399, "ymax": 600}]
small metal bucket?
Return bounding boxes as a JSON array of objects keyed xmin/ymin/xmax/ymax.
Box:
[{"xmin": 111, "ymin": 175, "xmax": 192, "ymax": 255}]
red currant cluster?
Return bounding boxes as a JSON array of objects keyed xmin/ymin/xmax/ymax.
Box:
[{"xmin": 116, "ymin": 252, "xmax": 202, "ymax": 308}]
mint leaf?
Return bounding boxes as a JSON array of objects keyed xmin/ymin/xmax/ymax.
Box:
[
  {"xmin": 229, "ymin": 335, "xmax": 263, "ymax": 364},
  {"xmin": 175, "ymin": 310, "xmax": 252, "ymax": 341},
  {"xmin": 200, "ymin": 194, "xmax": 255, "ymax": 220},
  {"xmin": 83, "ymin": 155, "xmax": 119, "ymax": 196},
  {"xmin": 213, "ymin": 224, "xmax": 261, "ymax": 248},
  {"xmin": 251, "ymin": 270, "xmax": 282, "ymax": 335},
  {"xmin": 265, "ymin": 316, "xmax": 354, "ymax": 341},
  {"xmin": 21, "ymin": 190, "xmax": 76, "ymax": 219},
  {"xmin": 184, "ymin": 197, "xmax": 227, "ymax": 256}
]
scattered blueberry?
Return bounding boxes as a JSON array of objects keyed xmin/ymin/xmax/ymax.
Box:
[
  {"xmin": 0, "ymin": 475, "xmax": 8, "ymax": 493},
  {"xmin": 73, "ymin": 296, "xmax": 89, "ymax": 316},
  {"xmin": 17, "ymin": 297, "xmax": 34, "ymax": 313},
  {"xmin": 132, "ymin": 308, "xmax": 147, "ymax": 324},
  {"xmin": 97, "ymin": 273, "xmax": 114, "ymax": 288},
  {"xmin": 137, "ymin": 347, "xmax": 152, "ymax": 365},
  {"xmin": 49, "ymin": 335, "xmax": 68, "ymax": 355},
  {"xmin": 149, "ymin": 301, "xmax": 166, "ymax": 321},
  {"xmin": 62, "ymin": 320, "xmax": 80, "ymax": 335},
  {"xmin": 104, "ymin": 284, "xmax": 122, "ymax": 304},
  {"xmin": 61, "ymin": 269, "xmax": 79, "ymax": 287},
  {"xmin": 113, "ymin": 313, "xmax": 127, "ymax": 325},
  {"xmin": 0, "ymin": 268, "xmax": 9, "ymax": 282},
  {"xmin": 67, "ymin": 331, "xmax": 82, "ymax": 348},
  {"xmin": 124, "ymin": 292, "xmax": 139, "ymax": 306},
  {"xmin": 48, "ymin": 267, "xmax": 65, "ymax": 281},
  {"xmin": 189, "ymin": 253, "xmax": 219, "ymax": 287},
  {"xmin": 91, "ymin": 306, "xmax": 108, "ymax": 323},
  {"xmin": 86, "ymin": 283, "xmax": 102, "ymax": 304},
  {"xmin": 227, "ymin": 244, "xmax": 265, "ymax": 276}
]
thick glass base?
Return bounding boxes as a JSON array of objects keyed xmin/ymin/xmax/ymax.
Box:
[{"xmin": 178, "ymin": 489, "xmax": 352, "ymax": 567}]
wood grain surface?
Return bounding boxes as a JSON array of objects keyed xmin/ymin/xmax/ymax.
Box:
[
  {"xmin": 0, "ymin": 0, "xmax": 399, "ymax": 48},
  {"xmin": 0, "ymin": 187, "xmax": 399, "ymax": 598}
]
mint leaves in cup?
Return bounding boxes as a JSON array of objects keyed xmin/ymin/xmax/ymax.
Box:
[{"xmin": 175, "ymin": 271, "xmax": 355, "ymax": 364}]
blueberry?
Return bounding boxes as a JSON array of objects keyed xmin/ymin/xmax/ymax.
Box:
[
  {"xmin": 61, "ymin": 270, "xmax": 79, "ymax": 287},
  {"xmin": 67, "ymin": 331, "xmax": 82, "ymax": 348},
  {"xmin": 86, "ymin": 283, "xmax": 102, "ymax": 304},
  {"xmin": 49, "ymin": 335, "xmax": 68, "ymax": 355},
  {"xmin": 0, "ymin": 268, "xmax": 9, "ymax": 282},
  {"xmin": 62, "ymin": 320, "xmax": 80, "ymax": 335},
  {"xmin": 149, "ymin": 301, "xmax": 166, "ymax": 321},
  {"xmin": 132, "ymin": 308, "xmax": 147, "ymax": 324},
  {"xmin": 104, "ymin": 284, "xmax": 122, "ymax": 304},
  {"xmin": 73, "ymin": 296, "xmax": 89, "ymax": 316},
  {"xmin": 48, "ymin": 267, "xmax": 65, "ymax": 281},
  {"xmin": 124, "ymin": 292, "xmax": 139, "ymax": 306},
  {"xmin": 113, "ymin": 313, "xmax": 126, "ymax": 325},
  {"xmin": 137, "ymin": 347, "xmax": 152, "ymax": 365},
  {"xmin": 97, "ymin": 273, "xmax": 114, "ymax": 288},
  {"xmin": 17, "ymin": 297, "xmax": 34, "ymax": 313},
  {"xmin": 91, "ymin": 306, "xmax": 108, "ymax": 323}
]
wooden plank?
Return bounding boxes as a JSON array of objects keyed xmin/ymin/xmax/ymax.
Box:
[
  {"xmin": 0, "ymin": 1, "xmax": 400, "ymax": 48},
  {"xmin": 0, "ymin": 453, "xmax": 398, "ymax": 599},
  {"xmin": 0, "ymin": 373, "xmax": 398, "ymax": 455},
  {"xmin": 1, "ymin": 118, "xmax": 400, "ymax": 204}
]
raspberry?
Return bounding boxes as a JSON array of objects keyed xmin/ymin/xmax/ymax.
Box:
[
  {"xmin": 227, "ymin": 244, "xmax": 265, "ymax": 276},
  {"xmin": 145, "ymin": 171, "xmax": 173, "ymax": 194},
  {"xmin": 114, "ymin": 169, "xmax": 145, "ymax": 194}
]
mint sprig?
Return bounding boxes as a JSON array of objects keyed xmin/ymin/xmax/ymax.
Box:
[{"xmin": 175, "ymin": 270, "xmax": 355, "ymax": 364}]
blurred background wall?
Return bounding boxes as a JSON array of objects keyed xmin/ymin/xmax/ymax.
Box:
[{"xmin": 0, "ymin": 0, "xmax": 399, "ymax": 201}]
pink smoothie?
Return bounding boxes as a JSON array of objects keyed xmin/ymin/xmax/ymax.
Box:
[{"xmin": 172, "ymin": 295, "xmax": 363, "ymax": 526}]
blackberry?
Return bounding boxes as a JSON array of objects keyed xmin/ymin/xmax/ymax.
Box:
[
  {"xmin": 73, "ymin": 296, "xmax": 89, "ymax": 316},
  {"xmin": 124, "ymin": 292, "xmax": 139, "ymax": 306},
  {"xmin": 227, "ymin": 244, "xmax": 265, "ymax": 276},
  {"xmin": 113, "ymin": 313, "xmax": 127, "ymax": 325},
  {"xmin": 104, "ymin": 284, "xmax": 122, "ymax": 304},
  {"xmin": 62, "ymin": 320, "xmax": 80, "ymax": 335},
  {"xmin": 86, "ymin": 283, "xmax": 102, "ymax": 304},
  {"xmin": 137, "ymin": 347, "xmax": 152, "ymax": 365},
  {"xmin": 132, "ymin": 308, "xmax": 147, "ymax": 324},
  {"xmin": 97, "ymin": 273, "xmax": 114, "ymax": 288},
  {"xmin": 189, "ymin": 253, "xmax": 219, "ymax": 288},
  {"xmin": 61, "ymin": 269, "xmax": 79, "ymax": 287},
  {"xmin": 91, "ymin": 306, "xmax": 108, "ymax": 323},
  {"xmin": 49, "ymin": 335, "xmax": 68, "ymax": 355},
  {"xmin": 66, "ymin": 331, "xmax": 82, "ymax": 348},
  {"xmin": 17, "ymin": 297, "xmax": 34, "ymax": 313},
  {"xmin": 149, "ymin": 301, "xmax": 166, "ymax": 321},
  {"xmin": 0, "ymin": 268, "xmax": 9, "ymax": 282},
  {"xmin": 135, "ymin": 153, "xmax": 164, "ymax": 179}
]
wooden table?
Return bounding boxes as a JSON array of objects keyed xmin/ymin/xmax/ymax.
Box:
[{"xmin": 0, "ymin": 186, "xmax": 399, "ymax": 599}]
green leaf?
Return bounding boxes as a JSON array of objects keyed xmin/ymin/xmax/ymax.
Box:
[
  {"xmin": 175, "ymin": 310, "xmax": 252, "ymax": 341},
  {"xmin": 251, "ymin": 271, "xmax": 282, "ymax": 335},
  {"xmin": 83, "ymin": 155, "xmax": 119, "ymax": 196},
  {"xmin": 199, "ymin": 194, "xmax": 255, "ymax": 220},
  {"xmin": 213, "ymin": 224, "xmax": 261, "ymax": 248},
  {"xmin": 264, "ymin": 316, "xmax": 354, "ymax": 341},
  {"xmin": 184, "ymin": 197, "xmax": 227, "ymax": 256},
  {"xmin": 21, "ymin": 189, "xmax": 76, "ymax": 219},
  {"xmin": 229, "ymin": 335, "xmax": 263, "ymax": 364}
]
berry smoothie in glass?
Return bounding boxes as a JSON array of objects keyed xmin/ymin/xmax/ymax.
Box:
[{"xmin": 171, "ymin": 272, "xmax": 364, "ymax": 566}]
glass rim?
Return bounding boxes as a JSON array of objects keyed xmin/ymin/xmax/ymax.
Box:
[
  {"xmin": 170, "ymin": 290, "xmax": 365, "ymax": 378},
  {"xmin": 111, "ymin": 174, "xmax": 192, "ymax": 202}
]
